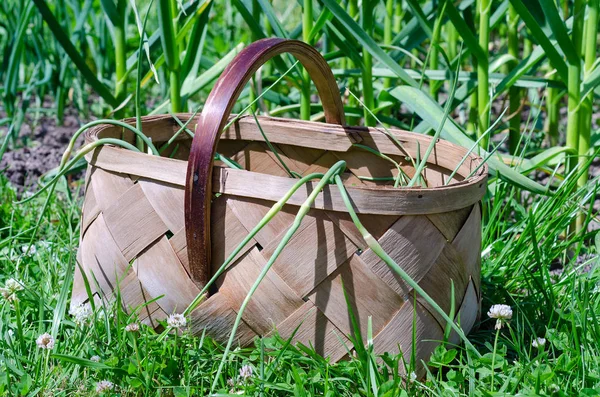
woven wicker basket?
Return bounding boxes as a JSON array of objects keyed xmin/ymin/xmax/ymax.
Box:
[{"xmin": 72, "ymin": 38, "xmax": 487, "ymax": 373}]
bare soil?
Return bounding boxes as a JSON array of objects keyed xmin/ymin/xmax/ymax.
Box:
[{"xmin": 0, "ymin": 107, "xmax": 86, "ymax": 194}]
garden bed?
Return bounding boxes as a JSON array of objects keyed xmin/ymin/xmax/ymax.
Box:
[{"xmin": 0, "ymin": 105, "xmax": 86, "ymax": 193}]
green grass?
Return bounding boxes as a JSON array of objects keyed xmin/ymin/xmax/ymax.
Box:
[
  {"xmin": 1, "ymin": 167, "xmax": 599, "ymax": 395},
  {"xmin": 2, "ymin": 0, "xmax": 600, "ymax": 394}
]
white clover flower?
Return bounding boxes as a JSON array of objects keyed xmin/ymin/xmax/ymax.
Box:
[
  {"xmin": 487, "ymin": 304, "xmax": 513, "ymax": 330},
  {"xmin": 1, "ymin": 278, "xmax": 24, "ymax": 303},
  {"xmin": 69, "ymin": 302, "xmax": 93, "ymax": 326},
  {"xmin": 95, "ymin": 380, "xmax": 114, "ymax": 393},
  {"xmin": 0, "ymin": 288, "xmax": 14, "ymax": 302},
  {"xmin": 532, "ymin": 337, "xmax": 546, "ymax": 348},
  {"xmin": 239, "ymin": 364, "xmax": 253, "ymax": 380},
  {"xmin": 21, "ymin": 245, "xmax": 37, "ymax": 255},
  {"xmin": 5, "ymin": 279, "xmax": 23, "ymax": 292},
  {"xmin": 409, "ymin": 371, "xmax": 417, "ymax": 383},
  {"xmin": 36, "ymin": 333, "xmax": 55, "ymax": 350},
  {"xmin": 90, "ymin": 355, "xmax": 101, "ymax": 363},
  {"xmin": 167, "ymin": 313, "xmax": 187, "ymax": 329},
  {"xmin": 124, "ymin": 323, "xmax": 139, "ymax": 333}
]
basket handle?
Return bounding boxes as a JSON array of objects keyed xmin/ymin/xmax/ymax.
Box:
[{"xmin": 184, "ymin": 38, "xmax": 346, "ymax": 286}]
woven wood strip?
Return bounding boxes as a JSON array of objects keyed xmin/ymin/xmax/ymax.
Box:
[
  {"xmin": 264, "ymin": 210, "xmax": 359, "ymax": 297},
  {"xmin": 452, "ymin": 204, "xmax": 483, "ymax": 297},
  {"xmin": 448, "ymin": 279, "xmax": 479, "ymax": 345},
  {"xmin": 226, "ymin": 196, "xmax": 297, "ymax": 248},
  {"xmin": 87, "ymin": 167, "xmax": 135, "ymax": 211},
  {"xmin": 102, "ymin": 183, "xmax": 169, "ymax": 261},
  {"xmin": 221, "ymin": 116, "xmax": 358, "ymax": 152},
  {"xmin": 141, "ymin": 307, "xmax": 168, "ymax": 329},
  {"xmin": 71, "ymin": 257, "xmax": 87, "ymax": 308},
  {"xmin": 189, "ymin": 293, "xmax": 257, "ymax": 346},
  {"xmin": 167, "ymin": 228, "xmax": 190, "ymax": 275},
  {"xmin": 216, "ymin": 248, "xmax": 305, "ymax": 334},
  {"xmin": 360, "ymin": 215, "xmax": 448, "ymax": 297},
  {"xmin": 372, "ymin": 301, "xmax": 444, "ymax": 377},
  {"xmin": 269, "ymin": 144, "xmax": 326, "ymax": 176},
  {"xmin": 138, "ymin": 178, "xmax": 186, "ymax": 233},
  {"xmin": 417, "ymin": 243, "xmax": 469, "ymax": 325},
  {"xmin": 81, "ymin": 182, "xmax": 100, "ymax": 235},
  {"xmin": 74, "ymin": 113, "xmax": 486, "ymax": 370},
  {"xmin": 117, "ymin": 272, "xmax": 162, "ymax": 323},
  {"xmin": 267, "ymin": 301, "xmax": 352, "ymax": 362},
  {"xmin": 209, "ymin": 196, "xmax": 260, "ymax": 274},
  {"xmin": 308, "ymin": 255, "xmax": 406, "ymax": 338},
  {"xmin": 426, "ymin": 206, "xmax": 474, "ymax": 242},
  {"xmin": 230, "ymin": 142, "xmax": 292, "ymax": 178},
  {"xmin": 332, "ymin": 146, "xmax": 411, "ymax": 187},
  {"xmin": 323, "ymin": 210, "xmax": 398, "ymax": 249},
  {"xmin": 79, "ymin": 213, "xmax": 130, "ymax": 294},
  {"xmin": 133, "ymin": 236, "xmax": 201, "ymax": 314}
]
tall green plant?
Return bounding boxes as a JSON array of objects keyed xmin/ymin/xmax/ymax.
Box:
[
  {"xmin": 506, "ymin": 3, "xmax": 521, "ymax": 153},
  {"xmin": 0, "ymin": 1, "xmax": 49, "ymax": 162},
  {"xmin": 33, "ymin": 0, "xmax": 210, "ymax": 116},
  {"xmin": 301, "ymin": 0, "xmax": 313, "ymax": 120},
  {"xmin": 100, "ymin": 0, "xmax": 128, "ymax": 103},
  {"xmin": 545, "ymin": 78, "xmax": 560, "ymax": 146},
  {"xmin": 477, "ymin": 0, "xmax": 491, "ymax": 149},
  {"xmin": 157, "ymin": 0, "xmax": 182, "ymax": 112},
  {"xmin": 383, "ymin": 0, "xmax": 395, "ymax": 90},
  {"xmin": 248, "ymin": 0, "xmax": 261, "ymax": 113},
  {"xmin": 429, "ymin": 0, "xmax": 443, "ymax": 100},
  {"xmin": 32, "ymin": 0, "xmax": 119, "ymax": 109},
  {"xmin": 346, "ymin": 0, "xmax": 360, "ymax": 125},
  {"xmin": 361, "ymin": 0, "xmax": 376, "ymax": 126},
  {"xmin": 565, "ymin": 0, "xmax": 584, "ymax": 175},
  {"xmin": 577, "ymin": 0, "xmax": 599, "ymax": 228},
  {"xmin": 2, "ymin": 2, "xmax": 34, "ymax": 118}
]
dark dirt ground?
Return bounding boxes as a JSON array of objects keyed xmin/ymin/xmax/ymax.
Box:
[{"xmin": 0, "ymin": 106, "xmax": 87, "ymax": 194}]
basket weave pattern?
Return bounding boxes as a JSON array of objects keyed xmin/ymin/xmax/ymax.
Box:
[{"xmin": 74, "ymin": 114, "xmax": 484, "ymax": 372}]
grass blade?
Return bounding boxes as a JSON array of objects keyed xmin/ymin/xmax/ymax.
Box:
[
  {"xmin": 389, "ymin": 86, "xmax": 549, "ymax": 194},
  {"xmin": 508, "ymin": 0, "xmax": 569, "ymax": 81},
  {"xmin": 32, "ymin": 0, "xmax": 118, "ymax": 107},
  {"xmin": 444, "ymin": 0, "xmax": 487, "ymax": 66},
  {"xmin": 537, "ymin": 0, "xmax": 579, "ymax": 64},
  {"xmin": 322, "ymin": 0, "xmax": 419, "ymax": 88},
  {"xmin": 150, "ymin": 44, "xmax": 244, "ymax": 114}
]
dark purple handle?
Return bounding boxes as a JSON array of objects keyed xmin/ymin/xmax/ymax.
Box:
[{"xmin": 184, "ymin": 38, "xmax": 346, "ymax": 286}]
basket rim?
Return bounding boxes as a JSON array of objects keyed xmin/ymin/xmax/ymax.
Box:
[
  {"xmin": 86, "ymin": 114, "xmax": 487, "ymax": 184},
  {"xmin": 83, "ymin": 114, "xmax": 487, "ymax": 215}
]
